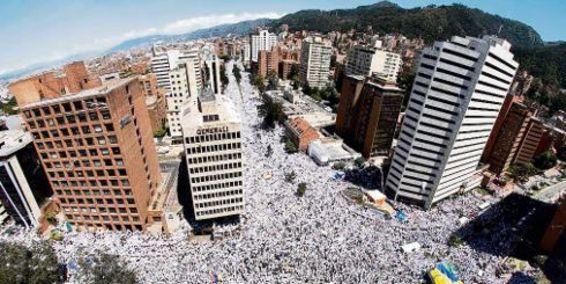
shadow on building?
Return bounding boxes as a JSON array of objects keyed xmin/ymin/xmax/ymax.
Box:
[
  {"xmin": 175, "ymin": 156, "xmax": 240, "ymax": 234},
  {"xmin": 451, "ymin": 193, "xmax": 565, "ymax": 282}
]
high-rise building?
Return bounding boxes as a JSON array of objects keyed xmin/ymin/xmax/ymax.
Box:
[
  {"xmin": 515, "ymin": 117, "xmax": 545, "ymax": 164},
  {"xmin": 257, "ymin": 48, "xmax": 280, "ymax": 78},
  {"xmin": 345, "ymin": 44, "xmax": 403, "ymax": 83},
  {"xmin": 205, "ymin": 55, "xmax": 223, "ymax": 95},
  {"xmin": 0, "ymin": 130, "xmax": 52, "ymax": 228},
  {"xmin": 242, "ymin": 43, "xmax": 251, "ymax": 64},
  {"xmin": 139, "ymin": 74, "xmax": 167, "ymax": 135},
  {"xmin": 151, "ymin": 49, "xmax": 203, "ymax": 141},
  {"xmin": 299, "ymin": 37, "xmax": 332, "ymax": 89},
  {"xmin": 385, "ymin": 36, "xmax": 518, "ymax": 208},
  {"xmin": 336, "ymin": 75, "xmax": 404, "ymax": 158},
  {"xmin": 182, "ymin": 90, "xmax": 244, "ymax": 220},
  {"xmin": 487, "ymin": 102, "xmax": 532, "ymax": 175},
  {"xmin": 250, "ymin": 29, "xmax": 277, "ymax": 62},
  {"xmin": 11, "ymin": 75, "xmax": 161, "ymax": 231}
]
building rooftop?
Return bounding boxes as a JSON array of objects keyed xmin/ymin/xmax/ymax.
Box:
[
  {"xmin": 21, "ymin": 77, "xmax": 136, "ymax": 110},
  {"xmin": 0, "ymin": 129, "xmax": 33, "ymax": 158},
  {"xmin": 181, "ymin": 93, "xmax": 240, "ymax": 133}
]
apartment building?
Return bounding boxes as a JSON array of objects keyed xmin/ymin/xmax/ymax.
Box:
[
  {"xmin": 250, "ymin": 29, "xmax": 277, "ymax": 62},
  {"xmin": 205, "ymin": 55, "xmax": 223, "ymax": 95},
  {"xmin": 385, "ymin": 36, "xmax": 518, "ymax": 209},
  {"xmin": 345, "ymin": 44, "xmax": 403, "ymax": 83},
  {"xmin": 299, "ymin": 37, "xmax": 332, "ymax": 89},
  {"xmin": 336, "ymin": 75, "xmax": 404, "ymax": 158},
  {"xmin": 11, "ymin": 74, "xmax": 161, "ymax": 231},
  {"xmin": 150, "ymin": 49, "xmax": 202, "ymax": 91},
  {"xmin": 0, "ymin": 130, "xmax": 52, "ymax": 228}
]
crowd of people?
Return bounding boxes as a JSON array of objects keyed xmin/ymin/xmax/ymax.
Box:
[{"xmin": 0, "ymin": 62, "xmax": 542, "ymax": 283}]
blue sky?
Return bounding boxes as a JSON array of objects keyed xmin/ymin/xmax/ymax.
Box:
[{"xmin": 0, "ymin": 0, "xmax": 564, "ymax": 75}]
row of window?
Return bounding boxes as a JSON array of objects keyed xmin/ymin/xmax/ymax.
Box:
[
  {"xmin": 185, "ymin": 131, "xmax": 241, "ymax": 144},
  {"xmin": 40, "ymin": 147, "xmax": 121, "ymax": 161},
  {"xmin": 189, "ymin": 162, "xmax": 242, "ymax": 174},
  {"xmin": 187, "ymin": 152, "xmax": 242, "ymax": 164},
  {"xmin": 195, "ymin": 205, "xmax": 244, "ymax": 217},
  {"xmin": 46, "ymin": 158, "xmax": 124, "ymax": 170},
  {"xmin": 37, "ymin": 134, "xmax": 118, "ymax": 150},
  {"xmin": 52, "ymin": 178, "xmax": 130, "ymax": 189},
  {"xmin": 190, "ymin": 171, "xmax": 243, "ymax": 184},
  {"xmin": 23, "ymin": 97, "xmax": 108, "ymax": 119},
  {"xmin": 195, "ymin": 197, "xmax": 244, "ymax": 209},
  {"xmin": 27, "ymin": 110, "xmax": 112, "ymax": 130},
  {"xmin": 64, "ymin": 206, "xmax": 138, "ymax": 214},
  {"xmin": 32, "ymin": 123, "xmax": 114, "ymax": 140},
  {"xmin": 187, "ymin": 143, "xmax": 241, "ymax": 155},
  {"xmin": 192, "ymin": 180, "xmax": 243, "ymax": 193}
]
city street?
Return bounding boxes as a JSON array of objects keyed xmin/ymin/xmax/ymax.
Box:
[{"xmin": 0, "ymin": 61, "xmax": 543, "ymax": 283}]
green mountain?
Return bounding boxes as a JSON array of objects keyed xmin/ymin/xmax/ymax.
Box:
[
  {"xmin": 270, "ymin": 1, "xmax": 543, "ymax": 48},
  {"xmin": 515, "ymin": 43, "xmax": 566, "ymax": 88}
]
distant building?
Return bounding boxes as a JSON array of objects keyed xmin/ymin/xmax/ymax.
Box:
[
  {"xmin": 182, "ymin": 90, "xmax": 244, "ymax": 220},
  {"xmin": 284, "ymin": 117, "xmax": 320, "ymax": 152},
  {"xmin": 336, "ymin": 75, "xmax": 404, "ymax": 158},
  {"xmin": 205, "ymin": 55, "xmax": 223, "ymax": 95},
  {"xmin": 140, "ymin": 74, "xmax": 167, "ymax": 135},
  {"xmin": 279, "ymin": 59, "xmax": 299, "ymax": 80},
  {"xmin": 9, "ymin": 61, "xmax": 101, "ymax": 107},
  {"xmin": 257, "ymin": 48, "xmax": 280, "ymax": 79},
  {"xmin": 345, "ymin": 44, "xmax": 403, "ymax": 83},
  {"xmin": 242, "ymin": 43, "xmax": 251, "ymax": 64},
  {"xmin": 385, "ymin": 36, "xmax": 518, "ymax": 209},
  {"xmin": 12, "ymin": 75, "xmax": 161, "ymax": 231},
  {"xmin": 0, "ymin": 130, "xmax": 52, "ymax": 228},
  {"xmin": 151, "ymin": 48, "xmax": 203, "ymax": 141},
  {"xmin": 299, "ymin": 37, "xmax": 332, "ymax": 89},
  {"xmin": 515, "ymin": 117, "xmax": 545, "ymax": 164},
  {"xmin": 250, "ymin": 29, "xmax": 277, "ymax": 62}
]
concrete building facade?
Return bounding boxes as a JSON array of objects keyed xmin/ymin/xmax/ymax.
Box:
[
  {"xmin": 345, "ymin": 45, "xmax": 403, "ymax": 83},
  {"xmin": 299, "ymin": 37, "xmax": 332, "ymax": 89},
  {"xmin": 182, "ymin": 90, "xmax": 244, "ymax": 220},
  {"xmin": 251, "ymin": 30, "xmax": 277, "ymax": 63},
  {"xmin": 12, "ymin": 77, "xmax": 161, "ymax": 231},
  {"xmin": 385, "ymin": 36, "xmax": 518, "ymax": 208},
  {"xmin": 0, "ymin": 130, "xmax": 52, "ymax": 228}
]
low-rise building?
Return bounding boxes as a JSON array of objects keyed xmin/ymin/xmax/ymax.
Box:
[
  {"xmin": 308, "ymin": 137, "xmax": 361, "ymax": 166},
  {"xmin": 284, "ymin": 117, "xmax": 320, "ymax": 152}
]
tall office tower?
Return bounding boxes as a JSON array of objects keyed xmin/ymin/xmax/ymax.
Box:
[
  {"xmin": 335, "ymin": 75, "xmax": 404, "ymax": 158},
  {"xmin": 487, "ymin": 102, "xmax": 532, "ymax": 175},
  {"xmin": 182, "ymin": 89, "xmax": 244, "ymax": 220},
  {"xmin": 150, "ymin": 48, "xmax": 203, "ymax": 91},
  {"xmin": 385, "ymin": 36, "xmax": 518, "ymax": 208},
  {"xmin": 299, "ymin": 37, "xmax": 333, "ymax": 88},
  {"xmin": 0, "ymin": 130, "xmax": 52, "ymax": 228},
  {"xmin": 345, "ymin": 44, "xmax": 403, "ymax": 83},
  {"xmin": 11, "ymin": 76, "xmax": 161, "ymax": 231},
  {"xmin": 251, "ymin": 29, "xmax": 277, "ymax": 62},
  {"xmin": 205, "ymin": 55, "xmax": 223, "ymax": 95},
  {"xmin": 168, "ymin": 60, "xmax": 200, "ymax": 139}
]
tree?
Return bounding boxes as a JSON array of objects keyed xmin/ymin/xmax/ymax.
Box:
[
  {"xmin": 508, "ymin": 162, "xmax": 539, "ymax": 183},
  {"xmin": 1, "ymin": 97, "xmax": 18, "ymax": 115},
  {"xmin": 533, "ymin": 150, "xmax": 557, "ymax": 170},
  {"xmin": 285, "ymin": 171, "xmax": 296, "ymax": 183},
  {"xmin": 557, "ymin": 145, "xmax": 566, "ymax": 162},
  {"xmin": 79, "ymin": 253, "xmax": 137, "ymax": 284},
  {"xmin": 287, "ymin": 64, "xmax": 300, "ymax": 81},
  {"xmin": 354, "ymin": 157, "xmax": 366, "ymax": 168},
  {"xmin": 296, "ymin": 182, "xmax": 307, "ymax": 197},
  {"xmin": 332, "ymin": 162, "xmax": 346, "ymax": 170},
  {"xmin": 283, "ymin": 137, "xmax": 298, "ymax": 154},
  {"xmin": 220, "ymin": 64, "xmax": 229, "ymax": 90},
  {"xmin": 232, "ymin": 65, "xmax": 242, "ymax": 84},
  {"xmin": 257, "ymin": 95, "xmax": 285, "ymax": 129},
  {"xmin": 266, "ymin": 70, "xmax": 279, "ymax": 91},
  {"xmin": 251, "ymin": 74, "xmax": 265, "ymax": 93},
  {"xmin": 0, "ymin": 242, "xmax": 64, "ymax": 284}
]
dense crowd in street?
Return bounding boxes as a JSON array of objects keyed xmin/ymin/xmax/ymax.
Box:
[{"xmin": 0, "ymin": 62, "xmax": 542, "ymax": 283}]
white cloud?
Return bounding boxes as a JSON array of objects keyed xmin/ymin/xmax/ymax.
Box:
[{"xmin": 0, "ymin": 11, "xmax": 283, "ymax": 77}]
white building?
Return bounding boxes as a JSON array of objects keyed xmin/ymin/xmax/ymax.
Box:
[
  {"xmin": 299, "ymin": 37, "xmax": 332, "ymax": 89},
  {"xmin": 242, "ymin": 42, "xmax": 251, "ymax": 64},
  {"xmin": 251, "ymin": 29, "xmax": 277, "ymax": 62},
  {"xmin": 205, "ymin": 55, "xmax": 223, "ymax": 95},
  {"xmin": 182, "ymin": 90, "xmax": 244, "ymax": 220},
  {"xmin": 0, "ymin": 130, "xmax": 52, "ymax": 228},
  {"xmin": 385, "ymin": 36, "xmax": 518, "ymax": 209},
  {"xmin": 345, "ymin": 44, "xmax": 403, "ymax": 83},
  {"xmin": 151, "ymin": 48, "xmax": 204, "ymax": 141}
]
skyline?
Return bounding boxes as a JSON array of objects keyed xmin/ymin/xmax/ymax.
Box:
[{"xmin": 1, "ymin": 0, "xmax": 564, "ymax": 76}]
